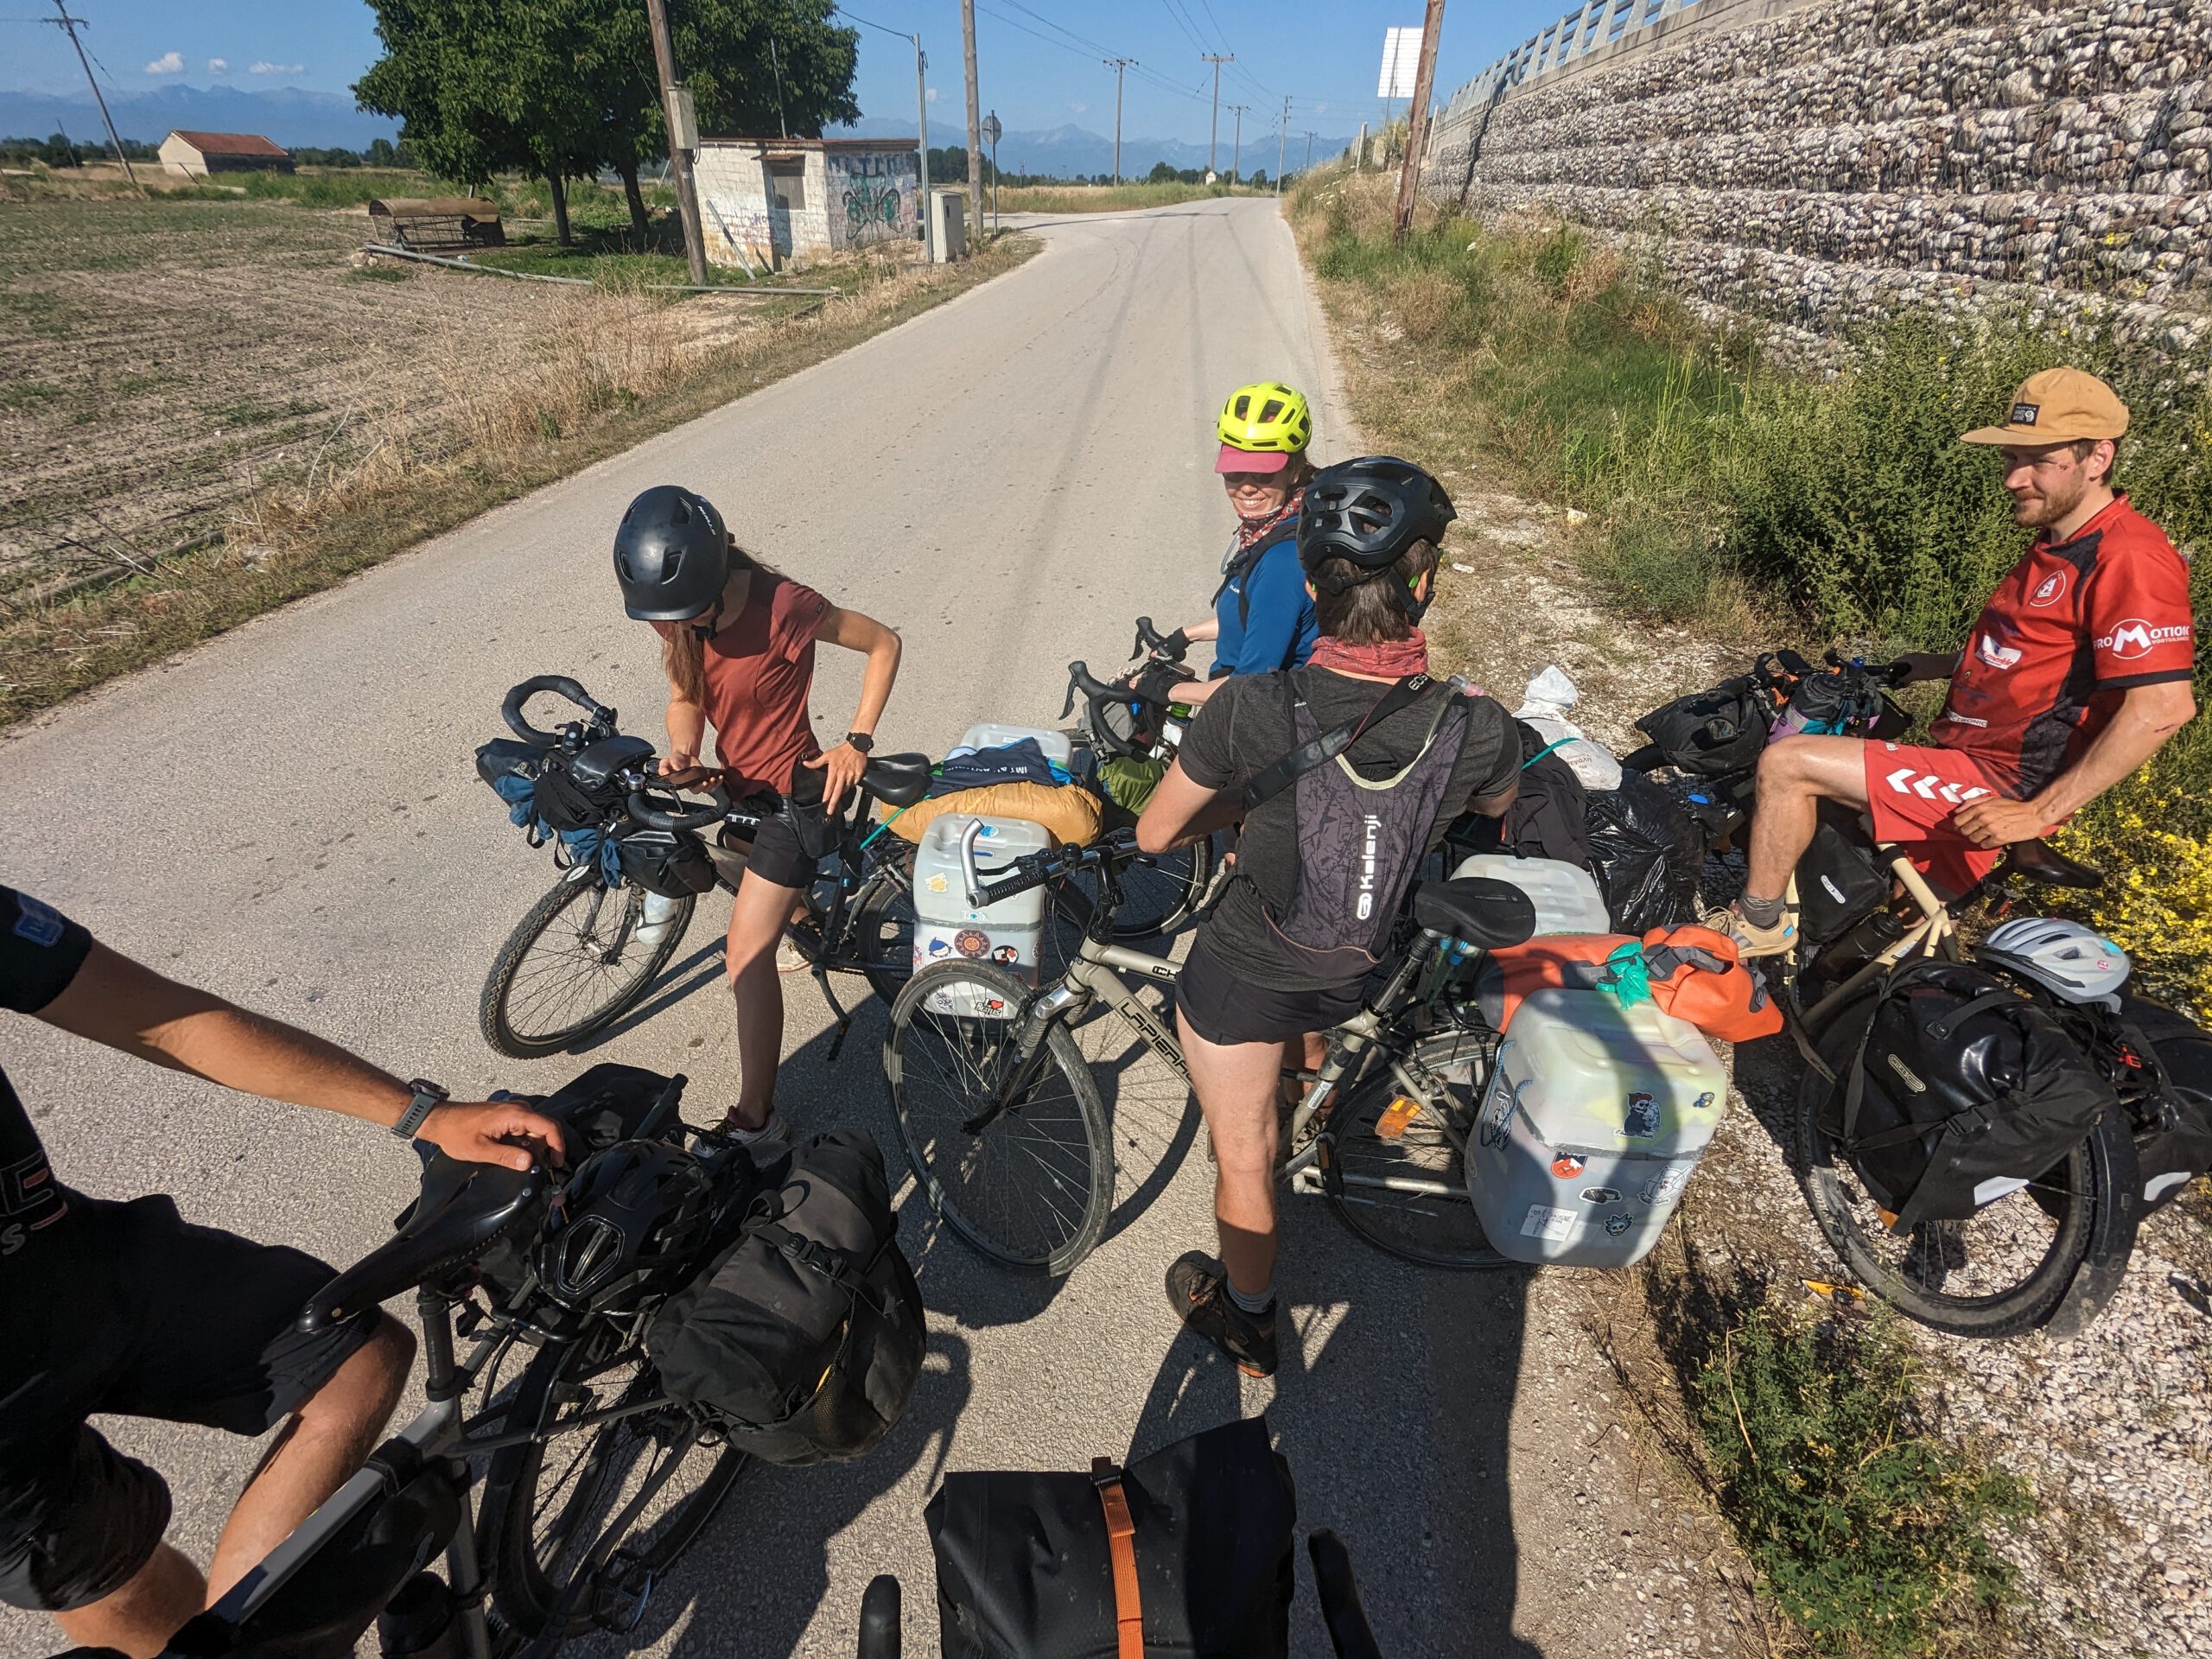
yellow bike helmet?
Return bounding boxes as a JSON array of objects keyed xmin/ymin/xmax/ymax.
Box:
[{"xmin": 1215, "ymin": 382, "xmax": 1312, "ymax": 474}]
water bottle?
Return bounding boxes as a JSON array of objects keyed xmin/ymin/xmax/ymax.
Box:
[{"xmin": 635, "ymin": 888, "xmax": 684, "ymax": 948}]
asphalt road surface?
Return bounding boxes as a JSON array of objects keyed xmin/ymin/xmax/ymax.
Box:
[{"xmin": 2, "ymin": 200, "xmax": 1543, "ymax": 1657}]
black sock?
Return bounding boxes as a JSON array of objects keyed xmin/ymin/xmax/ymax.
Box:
[{"xmin": 1737, "ymin": 892, "xmax": 1784, "ymax": 928}]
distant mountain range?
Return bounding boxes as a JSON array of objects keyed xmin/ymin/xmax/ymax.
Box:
[
  {"xmin": 0, "ymin": 82, "xmax": 1351, "ymax": 176},
  {"xmin": 832, "ymin": 115, "xmax": 1357, "ymax": 178},
  {"xmin": 0, "ymin": 84, "xmax": 397, "ymax": 149}
]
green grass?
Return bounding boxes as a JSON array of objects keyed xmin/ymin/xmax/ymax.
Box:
[
  {"xmin": 994, "ymin": 180, "xmax": 1272, "ymax": 214},
  {"xmin": 1674, "ymin": 1282, "xmax": 2033, "ymax": 1656},
  {"xmin": 0, "ymin": 380, "xmax": 60, "ymax": 410}
]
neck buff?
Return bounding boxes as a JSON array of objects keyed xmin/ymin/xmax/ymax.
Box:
[
  {"xmin": 1231, "ymin": 486, "xmax": 1304, "ymax": 557},
  {"xmin": 1308, "ymin": 629, "xmax": 1431, "ymax": 680}
]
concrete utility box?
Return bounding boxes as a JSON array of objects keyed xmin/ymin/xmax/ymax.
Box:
[
  {"xmin": 931, "ymin": 188, "xmax": 966, "ymax": 263},
  {"xmin": 692, "ymin": 137, "xmax": 919, "ymax": 270}
]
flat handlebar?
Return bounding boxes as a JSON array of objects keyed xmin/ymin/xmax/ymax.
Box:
[{"xmin": 501, "ymin": 675, "xmax": 613, "ymax": 746}]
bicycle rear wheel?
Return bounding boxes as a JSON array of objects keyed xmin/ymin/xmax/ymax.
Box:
[
  {"xmin": 480, "ymin": 875, "xmax": 694, "ymax": 1058},
  {"xmin": 1796, "ymin": 990, "xmax": 2139, "ymax": 1338},
  {"xmin": 884, "ymin": 962, "xmax": 1112, "ymax": 1275},
  {"xmin": 477, "ymin": 1326, "xmax": 745, "ymax": 1639},
  {"xmin": 1325, "ymin": 1029, "xmax": 1512, "ymax": 1268}
]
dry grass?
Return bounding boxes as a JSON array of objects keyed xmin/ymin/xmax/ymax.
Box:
[
  {"xmin": 2, "ymin": 225, "xmax": 1037, "ymax": 721},
  {"xmin": 993, "ymin": 180, "xmax": 1272, "ymax": 214}
]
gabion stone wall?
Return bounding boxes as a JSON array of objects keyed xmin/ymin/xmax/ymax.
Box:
[{"xmin": 1422, "ymin": 0, "xmax": 2212, "ymax": 360}]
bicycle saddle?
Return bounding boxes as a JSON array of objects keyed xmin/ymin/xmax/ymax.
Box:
[
  {"xmin": 1999, "ymin": 838, "xmax": 2104, "ymax": 891},
  {"xmin": 1413, "ymin": 877, "xmax": 1538, "ymax": 949},
  {"xmin": 297, "ymin": 1154, "xmax": 549, "ymax": 1333},
  {"xmin": 863, "ymin": 752, "xmax": 933, "ymax": 807}
]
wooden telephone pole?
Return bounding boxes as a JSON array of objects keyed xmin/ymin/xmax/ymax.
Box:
[
  {"xmin": 1392, "ymin": 0, "xmax": 1446, "ymax": 242},
  {"xmin": 961, "ymin": 0, "xmax": 983, "ymax": 247},
  {"xmin": 1104, "ymin": 58, "xmax": 1135, "ymax": 183},
  {"xmin": 1202, "ymin": 54, "xmax": 1232, "ymax": 177},
  {"xmin": 644, "ymin": 0, "xmax": 709, "ymax": 283},
  {"xmin": 44, "ymin": 3, "xmax": 138, "ymax": 190}
]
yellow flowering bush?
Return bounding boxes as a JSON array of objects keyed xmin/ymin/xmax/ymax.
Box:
[{"xmin": 2052, "ymin": 804, "xmax": 2212, "ymax": 1020}]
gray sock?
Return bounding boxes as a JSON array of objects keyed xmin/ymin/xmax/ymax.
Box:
[
  {"xmin": 1225, "ymin": 1278, "xmax": 1274, "ymax": 1316},
  {"xmin": 1736, "ymin": 892, "xmax": 1785, "ymax": 928}
]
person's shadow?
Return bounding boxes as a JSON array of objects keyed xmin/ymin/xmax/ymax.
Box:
[{"xmin": 1130, "ymin": 1219, "xmax": 1545, "ymax": 1658}]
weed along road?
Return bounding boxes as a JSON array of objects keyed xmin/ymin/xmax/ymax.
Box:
[{"xmin": 1, "ymin": 198, "xmax": 1624, "ymax": 1658}]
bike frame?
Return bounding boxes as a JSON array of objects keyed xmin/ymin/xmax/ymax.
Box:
[{"xmin": 1785, "ymin": 843, "xmax": 1964, "ymax": 1066}]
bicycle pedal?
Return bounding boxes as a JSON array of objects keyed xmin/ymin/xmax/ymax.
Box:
[
  {"xmin": 592, "ymin": 1552, "xmax": 656, "ymax": 1635},
  {"xmin": 1376, "ymin": 1096, "xmax": 1422, "ymax": 1140}
]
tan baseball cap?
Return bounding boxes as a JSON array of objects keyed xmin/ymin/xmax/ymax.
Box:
[{"xmin": 1961, "ymin": 367, "xmax": 2130, "ymax": 446}]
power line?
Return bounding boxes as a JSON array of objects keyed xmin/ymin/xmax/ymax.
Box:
[
  {"xmin": 1156, "ymin": 0, "xmax": 1209, "ymax": 56},
  {"xmin": 991, "ymin": 0, "xmax": 1116, "ymax": 59}
]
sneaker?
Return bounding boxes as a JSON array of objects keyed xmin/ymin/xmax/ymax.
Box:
[
  {"xmin": 1164, "ymin": 1251, "xmax": 1278, "ymax": 1378},
  {"xmin": 1716, "ymin": 901, "xmax": 1797, "ymax": 960},
  {"xmin": 715, "ymin": 1108, "xmax": 791, "ymax": 1148},
  {"xmin": 775, "ymin": 936, "xmax": 814, "ymax": 975}
]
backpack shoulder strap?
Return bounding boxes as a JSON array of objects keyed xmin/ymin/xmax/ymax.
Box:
[{"xmin": 1239, "ymin": 673, "xmax": 1446, "ymax": 814}]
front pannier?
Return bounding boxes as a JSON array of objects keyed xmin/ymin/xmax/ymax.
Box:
[
  {"xmin": 613, "ymin": 827, "xmax": 718, "ymax": 899},
  {"xmin": 646, "ymin": 1129, "xmax": 923, "ymax": 1466},
  {"xmin": 1822, "ymin": 960, "xmax": 2116, "ymax": 1230},
  {"xmin": 1630, "ymin": 676, "xmax": 1773, "ymax": 777}
]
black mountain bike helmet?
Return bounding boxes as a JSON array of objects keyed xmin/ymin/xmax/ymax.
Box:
[
  {"xmin": 1295, "ymin": 456, "xmax": 1458, "ymax": 594},
  {"xmin": 535, "ymin": 1139, "xmax": 715, "ymax": 1313},
  {"xmin": 614, "ymin": 485, "xmax": 732, "ymax": 622}
]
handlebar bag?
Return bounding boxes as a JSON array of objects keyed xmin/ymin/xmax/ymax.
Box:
[
  {"xmin": 1631, "ymin": 676, "xmax": 1773, "ymax": 776},
  {"xmin": 1798, "ymin": 802, "xmax": 1889, "ymax": 945},
  {"xmin": 1821, "ymin": 960, "xmax": 2115, "ymax": 1231},
  {"xmin": 646, "ymin": 1129, "xmax": 922, "ymax": 1467},
  {"xmin": 925, "ymin": 1414, "xmax": 1295, "ymax": 1659},
  {"xmin": 531, "ymin": 734, "xmax": 655, "ymax": 832},
  {"xmin": 613, "ymin": 826, "xmax": 719, "ymax": 899}
]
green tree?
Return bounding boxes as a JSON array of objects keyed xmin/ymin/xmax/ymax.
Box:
[{"xmin": 1146, "ymin": 159, "xmax": 1176, "ymax": 183}]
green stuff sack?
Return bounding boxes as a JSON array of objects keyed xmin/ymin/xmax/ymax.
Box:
[{"xmin": 1100, "ymin": 754, "xmax": 1168, "ymax": 814}]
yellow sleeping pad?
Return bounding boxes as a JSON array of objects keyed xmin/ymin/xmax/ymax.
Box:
[{"xmin": 879, "ymin": 780, "xmax": 1104, "ymax": 848}]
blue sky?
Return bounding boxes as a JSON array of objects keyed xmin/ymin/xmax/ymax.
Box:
[{"xmin": 3, "ymin": 2, "xmax": 1580, "ymax": 143}]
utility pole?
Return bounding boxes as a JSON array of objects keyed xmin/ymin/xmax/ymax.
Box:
[
  {"xmin": 961, "ymin": 0, "xmax": 983, "ymax": 248},
  {"xmin": 915, "ymin": 35, "xmax": 932, "ymax": 260},
  {"xmin": 1302, "ymin": 131, "xmax": 1315, "ymax": 174},
  {"xmin": 767, "ymin": 36, "xmax": 789, "ymax": 138},
  {"xmin": 643, "ymin": 0, "xmax": 709, "ymax": 283},
  {"xmin": 1393, "ymin": 0, "xmax": 1447, "ymax": 242},
  {"xmin": 1227, "ymin": 103, "xmax": 1247, "ymax": 183},
  {"xmin": 1202, "ymin": 54, "xmax": 1233, "ymax": 177},
  {"xmin": 1274, "ymin": 95, "xmax": 1289, "ymax": 194},
  {"xmin": 43, "ymin": 3, "xmax": 138, "ymax": 190},
  {"xmin": 1104, "ymin": 58, "xmax": 1135, "ymax": 184}
]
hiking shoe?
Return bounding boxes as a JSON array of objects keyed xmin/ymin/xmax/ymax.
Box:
[
  {"xmin": 1716, "ymin": 902, "xmax": 1797, "ymax": 960},
  {"xmin": 1165, "ymin": 1252, "xmax": 1278, "ymax": 1378}
]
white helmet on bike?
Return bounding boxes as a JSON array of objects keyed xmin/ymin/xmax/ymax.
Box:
[{"xmin": 1979, "ymin": 917, "xmax": 2131, "ymax": 1006}]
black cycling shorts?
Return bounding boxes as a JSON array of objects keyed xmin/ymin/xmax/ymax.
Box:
[
  {"xmin": 0, "ymin": 1194, "xmax": 382, "ymax": 1613},
  {"xmin": 1175, "ymin": 936, "xmax": 1364, "ymax": 1048},
  {"xmin": 731, "ymin": 808, "xmax": 823, "ymax": 892}
]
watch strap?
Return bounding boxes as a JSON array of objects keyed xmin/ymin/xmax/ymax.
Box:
[
  {"xmin": 845, "ymin": 731, "xmax": 874, "ymax": 754},
  {"xmin": 393, "ymin": 1079, "xmax": 448, "ymax": 1140}
]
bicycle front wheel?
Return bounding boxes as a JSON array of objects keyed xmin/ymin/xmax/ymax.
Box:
[
  {"xmin": 477, "ymin": 1327, "xmax": 745, "ymax": 1639},
  {"xmin": 1326, "ymin": 1028, "xmax": 1512, "ymax": 1268},
  {"xmin": 1796, "ymin": 990, "xmax": 2138, "ymax": 1338},
  {"xmin": 480, "ymin": 875, "xmax": 694, "ymax": 1058},
  {"xmin": 884, "ymin": 962, "xmax": 1112, "ymax": 1275},
  {"xmin": 1079, "ymin": 841, "xmax": 1212, "ymax": 940}
]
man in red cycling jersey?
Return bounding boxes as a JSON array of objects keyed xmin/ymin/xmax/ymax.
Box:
[{"xmin": 1728, "ymin": 367, "xmax": 2197, "ymax": 955}]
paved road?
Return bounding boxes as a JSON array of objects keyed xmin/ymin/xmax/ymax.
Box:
[{"xmin": 1, "ymin": 200, "xmax": 1543, "ymax": 1657}]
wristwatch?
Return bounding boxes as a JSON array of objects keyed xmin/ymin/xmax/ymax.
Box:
[
  {"xmin": 845, "ymin": 731, "xmax": 875, "ymax": 754},
  {"xmin": 392, "ymin": 1078, "xmax": 448, "ymax": 1140}
]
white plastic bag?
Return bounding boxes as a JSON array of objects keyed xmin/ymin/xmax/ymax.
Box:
[{"xmin": 1515, "ymin": 665, "xmax": 1624, "ymax": 791}]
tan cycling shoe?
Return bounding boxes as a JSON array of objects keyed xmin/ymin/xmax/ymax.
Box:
[{"xmin": 1715, "ymin": 901, "xmax": 1798, "ymax": 959}]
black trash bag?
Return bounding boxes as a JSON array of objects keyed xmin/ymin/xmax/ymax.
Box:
[
  {"xmin": 647, "ymin": 1129, "xmax": 923, "ymax": 1466},
  {"xmin": 927, "ymin": 1414, "xmax": 1296, "ymax": 1659},
  {"xmin": 1585, "ymin": 774, "xmax": 1704, "ymax": 931},
  {"xmin": 1822, "ymin": 960, "xmax": 2116, "ymax": 1231}
]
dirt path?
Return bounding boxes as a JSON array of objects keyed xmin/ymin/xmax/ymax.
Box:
[{"xmin": 1310, "ymin": 260, "xmax": 2212, "ymax": 1657}]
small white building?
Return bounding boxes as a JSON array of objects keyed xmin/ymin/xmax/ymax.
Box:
[
  {"xmin": 157, "ymin": 130, "xmax": 292, "ymax": 177},
  {"xmin": 692, "ymin": 137, "xmax": 920, "ymax": 269}
]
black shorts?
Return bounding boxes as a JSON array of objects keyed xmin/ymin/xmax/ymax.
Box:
[
  {"xmin": 732, "ymin": 806, "xmax": 823, "ymax": 892},
  {"xmin": 1174, "ymin": 936, "xmax": 1365, "ymax": 1047},
  {"xmin": 0, "ymin": 1194, "xmax": 381, "ymax": 1613}
]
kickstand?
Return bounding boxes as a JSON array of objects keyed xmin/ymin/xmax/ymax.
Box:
[{"xmin": 814, "ymin": 960, "xmax": 853, "ymax": 1063}]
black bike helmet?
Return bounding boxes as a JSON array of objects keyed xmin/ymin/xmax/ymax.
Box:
[
  {"xmin": 534, "ymin": 1139, "xmax": 715, "ymax": 1312},
  {"xmin": 1295, "ymin": 456, "xmax": 1457, "ymax": 594},
  {"xmin": 613, "ymin": 486, "xmax": 731, "ymax": 622}
]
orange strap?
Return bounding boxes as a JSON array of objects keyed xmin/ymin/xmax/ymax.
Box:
[{"xmin": 1092, "ymin": 1458, "xmax": 1143, "ymax": 1659}]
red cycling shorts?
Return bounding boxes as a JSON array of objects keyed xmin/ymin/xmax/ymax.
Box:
[{"xmin": 1860, "ymin": 741, "xmax": 2011, "ymax": 896}]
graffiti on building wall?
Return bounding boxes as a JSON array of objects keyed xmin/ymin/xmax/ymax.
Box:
[{"xmin": 829, "ymin": 149, "xmax": 917, "ymax": 245}]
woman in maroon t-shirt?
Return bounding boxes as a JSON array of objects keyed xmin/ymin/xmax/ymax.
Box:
[{"xmin": 614, "ymin": 486, "xmax": 902, "ymax": 1141}]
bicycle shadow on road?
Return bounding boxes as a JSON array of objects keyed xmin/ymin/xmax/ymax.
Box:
[
  {"xmin": 568, "ymin": 941, "xmax": 729, "ymax": 1053},
  {"xmin": 1129, "ymin": 1214, "xmax": 1547, "ymax": 1658}
]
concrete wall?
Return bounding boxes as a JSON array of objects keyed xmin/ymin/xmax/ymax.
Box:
[
  {"xmin": 695, "ymin": 142, "xmax": 918, "ymax": 269},
  {"xmin": 1421, "ymin": 0, "xmax": 2212, "ymax": 361}
]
